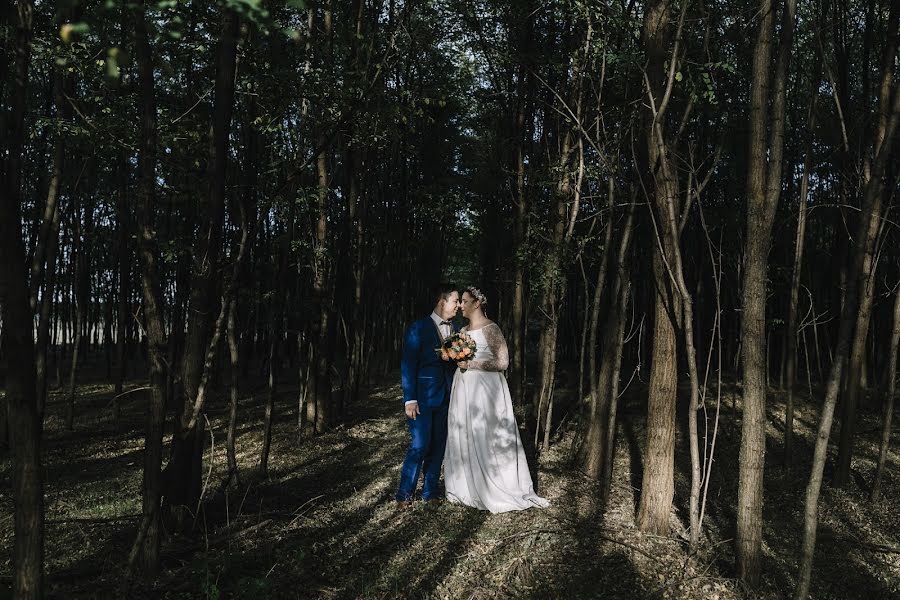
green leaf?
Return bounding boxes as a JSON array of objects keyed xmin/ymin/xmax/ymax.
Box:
[
  {"xmin": 105, "ymin": 47, "xmax": 121, "ymax": 81},
  {"xmin": 59, "ymin": 22, "xmax": 90, "ymax": 43}
]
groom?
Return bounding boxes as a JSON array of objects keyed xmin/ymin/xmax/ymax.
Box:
[{"xmin": 395, "ymin": 283, "xmax": 460, "ymax": 506}]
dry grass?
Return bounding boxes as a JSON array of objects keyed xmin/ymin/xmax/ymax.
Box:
[{"xmin": 0, "ymin": 371, "xmax": 898, "ymax": 599}]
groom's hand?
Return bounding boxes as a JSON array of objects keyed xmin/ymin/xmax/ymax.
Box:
[{"xmin": 405, "ymin": 401, "xmax": 420, "ymax": 420}]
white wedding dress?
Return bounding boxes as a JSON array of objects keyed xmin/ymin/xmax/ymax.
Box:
[{"xmin": 444, "ymin": 323, "xmax": 550, "ymax": 513}]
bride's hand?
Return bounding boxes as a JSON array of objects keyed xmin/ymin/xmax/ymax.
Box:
[{"xmin": 457, "ymin": 360, "xmax": 468, "ymax": 369}]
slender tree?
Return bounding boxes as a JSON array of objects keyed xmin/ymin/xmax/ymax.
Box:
[
  {"xmin": 130, "ymin": 0, "xmax": 168, "ymax": 575},
  {"xmin": 795, "ymin": 6, "xmax": 899, "ymax": 595},
  {"xmin": 737, "ymin": 0, "xmax": 795, "ymax": 583},
  {"xmin": 784, "ymin": 65, "xmax": 820, "ymax": 466},
  {"xmin": 167, "ymin": 7, "xmax": 241, "ymax": 525},
  {"xmin": 0, "ymin": 3, "xmax": 44, "ymax": 596},
  {"xmin": 871, "ymin": 274, "xmax": 900, "ymax": 502}
]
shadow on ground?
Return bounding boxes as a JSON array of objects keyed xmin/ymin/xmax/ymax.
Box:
[{"xmin": 1, "ymin": 367, "xmax": 898, "ymax": 599}]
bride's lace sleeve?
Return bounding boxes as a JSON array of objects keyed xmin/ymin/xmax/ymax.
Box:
[{"xmin": 468, "ymin": 323, "xmax": 509, "ymax": 372}]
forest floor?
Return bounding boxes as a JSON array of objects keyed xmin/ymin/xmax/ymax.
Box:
[{"xmin": 1, "ymin": 369, "xmax": 899, "ymax": 599}]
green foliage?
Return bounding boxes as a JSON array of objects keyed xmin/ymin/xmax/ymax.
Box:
[
  {"xmin": 236, "ymin": 576, "xmax": 271, "ymax": 595},
  {"xmin": 673, "ymin": 61, "xmax": 736, "ymax": 106},
  {"xmin": 104, "ymin": 46, "xmax": 128, "ymax": 82},
  {"xmin": 59, "ymin": 21, "xmax": 90, "ymax": 44},
  {"xmin": 202, "ymin": 579, "xmax": 221, "ymax": 600}
]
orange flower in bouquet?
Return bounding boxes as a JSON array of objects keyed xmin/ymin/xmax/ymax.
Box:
[{"xmin": 436, "ymin": 331, "xmax": 477, "ymax": 372}]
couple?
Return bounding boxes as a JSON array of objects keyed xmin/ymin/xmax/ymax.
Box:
[{"xmin": 395, "ymin": 284, "xmax": 549, "ymax": 513}]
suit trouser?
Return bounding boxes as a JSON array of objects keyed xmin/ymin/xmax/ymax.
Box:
[{"xmin": 396, "ymin": 399, "xmax": 449, "ymax": 501}]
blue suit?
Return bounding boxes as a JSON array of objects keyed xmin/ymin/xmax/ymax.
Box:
[{"xmin": 396, "ymin": 316, "xmax": 457, "ymax": 501}]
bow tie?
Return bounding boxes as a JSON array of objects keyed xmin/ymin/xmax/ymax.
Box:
[{"xmin": 440, "ymin": 321, "xmax": 452, "ymax": 326}]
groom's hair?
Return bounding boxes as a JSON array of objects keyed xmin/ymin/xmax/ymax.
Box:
[{"xmin": 430, "ymin": 282, "xmax": 458, "ymax": 304}]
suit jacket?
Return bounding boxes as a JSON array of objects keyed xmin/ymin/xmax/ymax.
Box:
[{"xmin": 400, "ymin": 316, "xmax": 457, "ymax": 407}]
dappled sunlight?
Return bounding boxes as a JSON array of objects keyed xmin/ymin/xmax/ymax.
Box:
[
  {"xmin": 446, "ymin": 364, "xmax": 548, "ymax": 513},
  {"xmin": 3, "ymin": 374, "xmax": 897, "ymax": 598},
  {"xmin": 657, "ymin": 383, "xmax": 900, "ymax": 598},
  {"xmin": 1, "ymin": 0, "xmax": 897, "ymax": 598}
]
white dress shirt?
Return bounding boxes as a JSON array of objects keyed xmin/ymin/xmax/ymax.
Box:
[
  {"xmin": 405, "ymin": 313, "xmax": 452, "ymax": 406},
  {"xmin": 431, "ymin": 311, "xmax": 452, "ymax": 340}
]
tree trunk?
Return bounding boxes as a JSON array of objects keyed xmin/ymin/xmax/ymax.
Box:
[
  {"xmin": 32, "ymin": 55, "xmax": 71, "ymax": 414},
  {"xmin": 224, "ymin": 60, "xmax": 259, "ymax": 485},
  {"xmin": 601, "ymin": 273, "xmax": 632, "ymax": 509},
  {"xmin": 104, "ymin": 285, "xmax": 114, "ymax": 380},
  {"xmin": 306, "ymin": 5, "xmax": 335, "ymax": 436},
  {"xmin": 580, "ymin": 183, "xmax": 633, "ymax": 482},
  {"xmin": 167, "ymin": 8, "xmax": 240, "ymax": 525},
  {"xmin": 115, "ymin": 147, "xmax": 130, "ymax": 402},
  {"xmin": 833, "ymin": 183, "xmax": 883, "ymax": 487},
  {"xmin": 114, "ymin": 1, "xmax": 132, "ymax": 401},
  {"xmin": 0, "ymin": 390, "xmax": 6, "ymax": 452},
  {"xmin": 311, "ymin": 134, "xmax": 334, "ymax": 434},
  {"xmin": 225, "ymin": 299, "xmax": 240, "ymax": 488},
  {"xmin": 29, "ymin": 10, "xmax": 76, "ymax": 315},
  {"xmin": 681, "ymin": 273, "xmax": 702, "ymax": 549},
  {"xmin": 341, "ymin": 0, "xmax": 368, "ymax": 415},
  {"xmin": 507, "ymin": 11, "xmax": 534, "ymax": 409},
  {"xmin": 66, "ymin": 195, "xmax": 89, "ymax": 431},
  {"xmin": 870, "ymin": 277, "xmax": 900, "ymax": 502},
  {"xmin": 832, "ymin": 0, "xmax": 887, "ymax": 481},
  {"xmin": 131, "ymin": 0, "xmax": 167, "ymax": 575},
  {"xmin": 579, "ymin": 200, "xmax": 615, "ymax": 477},
  {"xmin": 534, "ymin": 19, "xmax": 589, "ymax": 449},
  {"xmin": 795, "ymin": 7, "xmax": 899, "ymax": 593},
  {"xmin": 34, "ymin": 189, "xmax": 62, "ymax": 417},
  {"xmin": 260, "ymin": 212, "xmax": 292, "ymax": 476},
  {"xmin": 0, "ymin": 3, "xmax": 44, "ymax": 595},
  {"xmin": 738, "ymin": 0, "xmax": 795, "ymax": 584},
  {"xmin": 784, "ymin": 68, "xmax": 819, "ymax": 466},
  {"xmin": 636, "ymin": 250, "xmax": 679, "ymax": 536},
  {"xmin": 509, "ymin": 152, "xmax": 528, "ymax": 408},
  {"xmin": 533, "ymin": 125, "xmax": 574, "ymax": 449},
  {"xmin": 636, "ymin": 0, "xmax": 681, "ymax": 538}
]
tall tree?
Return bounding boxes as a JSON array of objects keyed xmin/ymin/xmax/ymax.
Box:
[
  {"xmin": 305, "ymin": 2, "xmax": 337, "ymax": 435},
  {"xmin": 533, "ymin": 12, "xmax": 585, "ymax": 450},
  {"xmin": 580, "ymin": 183, "xmax": 636, "ymax": 506},
  {"xmin": 506, "ymin": 4, "xmax": 535, "ymax": 409},
  {"xmin": 166, "ymin": 6, "xmax": 241, "ymax": 525},
  {"xmin": 636, "ymin": 0, "xmax": 682, "ymax": 537},
  {"xmin": 870, "ymin": 273, "xmax": 900, "ymax": 501},
  {"xmin": 0, "ymin": 2, "xmax": 44, "ymax": 597},
  {"xmin": 737, "ymin": 0, "xmax": 795, "ymax": 583},
  {"xmin": 795, "ymin": 4, "xmax": 899, "ymax": 595},
  {"xmin": 783, "ymin": 64, "xmax": 820, "ymax": 466},
  {"xmin": 130, "ymin": 0, "xmax": 168, "ymax": 575},
  {"xmin": 32, "ymin": 0, "xmax": 77, "ymax": 414},
  {"xmin": 66, "ymin": 189, "xmax": 92, "ymax": 431},
  {"xmin": 832, "ymin": 0, "xmax": 895, "ymax": 487}
]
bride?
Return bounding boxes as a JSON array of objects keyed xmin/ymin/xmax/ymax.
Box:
[{"xmin": 444, "ymin": 286, "xmax": 549, "ymax": 513}]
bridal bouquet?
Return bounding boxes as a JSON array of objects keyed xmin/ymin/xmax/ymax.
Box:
[{"xmin": 437, "ymin": 331, "xmax": 477, "ymax": 371}]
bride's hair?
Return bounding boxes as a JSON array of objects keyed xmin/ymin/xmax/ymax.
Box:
[{"xmin": 466, "ymin": 286, "xmax": 488, "ymax": 314}]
